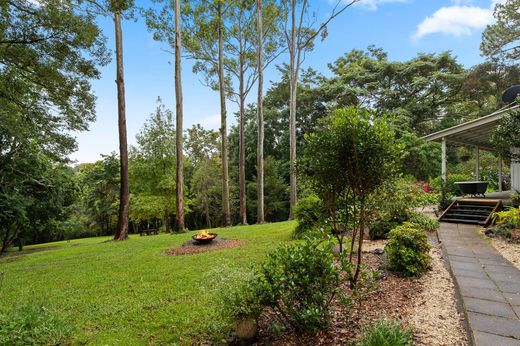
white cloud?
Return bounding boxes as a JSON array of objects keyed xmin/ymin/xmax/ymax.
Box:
[
  {"xmin": 412, "ymin": 5, "xmax": 493, "ymax": 39},
  {"xmin": 357, "ymin": 0, "xmax": 409, "ymax": 11}
]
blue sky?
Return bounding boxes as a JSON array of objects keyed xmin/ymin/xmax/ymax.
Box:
[{"xmin": 69, "ymin": 0, "xmax": 500, "ymax": 163}]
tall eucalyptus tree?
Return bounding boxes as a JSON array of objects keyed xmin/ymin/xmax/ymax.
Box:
[
  {"xmin": 144, "ymin": 0, "xmax": 186, "ymax": 231},
  {"xmin": 183, "ymin": 0, "xmax": 233, "ymax": 227},
  {"xmin": 80, "ymin": 0, "xmax": 134, "ymax": 240},
  {"xmin": 184, "ymin": 0, "xmax": 283, "ymax": 224},
  {"xmin": 256, "ymin": 0, "xmax": 264, "ymax": 223}
]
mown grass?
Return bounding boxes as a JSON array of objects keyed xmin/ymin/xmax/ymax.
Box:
[{"xmin": 0, "ymin": 221, "xmax": 295, "ymax": 345}]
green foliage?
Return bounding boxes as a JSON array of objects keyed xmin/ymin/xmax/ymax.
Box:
[
  {"xmin": 324, "ymin": 48, "xmax": 466, "ymax": 135},
  {"xmin": 369, "ymin": 178, "xmax": 434, "ymax": 240},
  {"xmin": 358, "ymin": 318, "xmax": 414, "ymax": 346},
  {"xmin": 0, "ymin": 0, "xmax": 108, "ymax": 157},
  {"xmin": 386, "ymin": 222, "xmax": 431, "ymax": 277},
  {"xmin": 398, "ymin": 131, "xmax": 440, "ymax": 180},
  {"xmin": 481, "ymin": 0, "xmax": 520, "ymax": 64},
  {"xmin": 75, "ymin": 154, "xmax": 120, "ymax": 236},
  {"xmin": 407, "ymin": 211, "xmax": 439, "ymax": 232},
  {"xmin": 491, "ymin": 109, "xmax": 520, "ymax": 163},
  {"xmin": 129, "ymin": 100, "xmax": 178, "ymax": 232},
  {"xmin": 257, "ymin": 241, "xmax": 339, "ymax": 333},
  {"xmin": 0, "ymin": 304, "xmax": 74, "ymax": 346},
  {"xmin": 247, "ymin": 156, "xmax": 290, "ymax": 223},
  {"xmin": 0, "ymin": 146, "xmax": 77, "ymax": 252},
  {"xmin": 292, "ymin": 194, "xmax": 325, "ymax": 238},
  {"xmin": 510, "ymin": 191, "xmax": 520, "ymax": 207},
  {"xmin": 222, "ymin": 277, "xmax": 263, "ymax": 322},
  {"xmin": 493, "ymin": 207, "xmax": 520, "ymax": 229},
  {"xmin": 430, "ymin": 173, "xmax": 472, "ymax": 197}
]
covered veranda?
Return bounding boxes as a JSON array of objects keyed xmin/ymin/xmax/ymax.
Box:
[{"xmin": 423, "ymin": 104, "xmax": 520, "ymax": 203}]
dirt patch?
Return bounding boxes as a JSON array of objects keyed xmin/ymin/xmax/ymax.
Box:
[
  {"xmin": 254, "ymin": 241, "xmax": 467, "ymax": 345},
  {"xmin": 165, "ymin": 238, "xmax": 245, "ymax": 256}
]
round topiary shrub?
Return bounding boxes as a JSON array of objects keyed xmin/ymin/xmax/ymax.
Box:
[{"xmin": 385, "ymin": 222, "xmax": 431, "ymax": 277}]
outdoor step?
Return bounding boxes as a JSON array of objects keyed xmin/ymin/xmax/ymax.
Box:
[
  {"xmin": 450, "ymin": 209, "xmax": 492, "ymax": 215},
  {"xmin": 454, "ymin": 204, "xmax": 495, "ymax": 210},
  {"xmin": 444, "ymin": 213, "xmax": 488, "ymax": 220},
  {"xmin": 441, "ymin": 218, "xmax": 487, "ymax": 225}
]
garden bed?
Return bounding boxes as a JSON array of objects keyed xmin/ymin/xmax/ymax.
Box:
[{"xmin": 254, "ymin": 240, "xmax": 467, "ymax": 345}]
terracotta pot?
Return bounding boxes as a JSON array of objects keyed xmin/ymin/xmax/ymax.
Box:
[{"xmin": 236, "ymin": 317, "xmax": 257, "ymax": 342}]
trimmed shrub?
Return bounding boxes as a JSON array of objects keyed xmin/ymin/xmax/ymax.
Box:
[
  {"xmin": 257, "ymin": 241, "xmax": 339, "ymax": 333},
  {"xmin": 292, "ymin": 194, "xmax": 325, "ymax": 238},
  {"xmin": 358, "ymin": 318, "xmax": 413, "ymax": 346},
  {"xmin": 385, "ymin": 222, "xmax": 431, "ymax": 277},
  {"xmin": 407, "ymin": 211, "xmax": 439, "ymax": 232},
  {"xmin": 0, "ymin": 304, "xmax": 74, "ymax": 346}
]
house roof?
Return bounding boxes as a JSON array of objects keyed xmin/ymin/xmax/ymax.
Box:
[{"xmin": 422, "ymin": 104, "xmax": 520, "ymax": 151}]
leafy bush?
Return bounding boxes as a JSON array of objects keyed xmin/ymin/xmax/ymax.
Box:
[
  {"xmin": 369, "ymin": 219, "xmax": 401, "ymax": 240},
  {"xmin": 220, "ymin": 274, "xmax": 263, "ymax": 321},
  {"xmin": 430, "ymin": 173, "xmax": 472, "ymax": 197},
  {"xmin": 369, "ymin": 178, "xmax": 437, "ymax": 240},
  {"xmin": 385, "ymin": 222, "xmax": 431, "ymax": 277},
  {"xmin": 358, "ymin": 318, "xmax": 413, "ymax": 346},
  {"xmin": 292, "ymin": 194, "xmax": 325, "ymax": 238},
  {"xmin": 493, "ymin": 207, "xmax": 520, "ymax": 229},
  {"xmin": 0, "ymin": 304, "xmax": 74, "ymax": 346},
  {"xmin": 257, "ymin": 241, "xmax": 339, "ymax": 333},
  {"xmin": 407, "ymin": 211, "xmax": 439, "ymax": 232}
]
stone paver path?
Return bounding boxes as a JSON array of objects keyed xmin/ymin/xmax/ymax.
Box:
[{"xmin": 438, "ymin": 223, "xmax": 520, "ymax": 345}]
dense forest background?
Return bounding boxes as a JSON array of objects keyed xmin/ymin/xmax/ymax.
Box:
[{"xmin": 1, "ymin": 0, "xmax": 519, "ymax": 249}]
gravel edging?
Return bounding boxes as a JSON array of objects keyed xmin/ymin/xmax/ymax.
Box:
[
  {"xmin": 488, "ymin": 237, "xmax": 520, "ymax": 271},
  {"xmin": 409, "ymin": 245, "xmax": 468, "ymax": 346}
]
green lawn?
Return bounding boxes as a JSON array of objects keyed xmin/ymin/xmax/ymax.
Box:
[{"xmin": 0, "ymin": 221, "xmax": 295, "ymax": 345}]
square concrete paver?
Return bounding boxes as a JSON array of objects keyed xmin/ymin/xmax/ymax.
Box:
[
  {"xmin": 468, "ymin": 312, "xmax": 520, "ymax": 339},
  {"xmin": 464, "ymin": 297, "xmax": 517, "ymax": 319},
  {"xmin": 461, "ymin": 287, "xmax": 506, "ymax": 303},
  {"xmin": 457, "ymin": 276, "xmax": 497, "ymax": 290},
  {"xmin": 473, "ymin": 331, "xmax": 520, "ymax": 346},
  {"xmin": 451, "ymin": 261, "xmax": 486, "ymax": 272}
]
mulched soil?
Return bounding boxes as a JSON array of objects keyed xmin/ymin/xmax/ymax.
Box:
[
  {"xmin": 165, "ymin": 238, "xmax": 245, "ymax": 256},
  {"xmin": 254, "ymin": 250, "xmax": 423, "ymax": 345},
  {"xmin": 252, "ymin": 240, "xmax": 467, "ymax": 346}
]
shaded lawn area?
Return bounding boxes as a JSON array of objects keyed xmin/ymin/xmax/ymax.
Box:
[{"xmin": 0, "ymin": 221, "xmax": 295, "ymax": 345}]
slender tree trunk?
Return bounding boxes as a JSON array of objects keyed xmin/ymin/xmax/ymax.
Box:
[
  {"xmin": 174, "ymin": 0, "xmax": 185, "ymax": 232},
  {"xmin": 256, "ymin": 0, "xmax": 264, "ymax": 224},
  {"xmin": 288, "ymin": 0, "xmax": 297, "ymax": 220},
  {"xmin": 218, "ymin": 3, "xmax": 231, "ymax": 227},
  {"xmin": 239, "ymin": 61, "xmax": 247, "ymax": 225},
  {"xmin": 352, "ymin": 200, "xmax": 365, "ymax": 286},
  {"xmin": 114, "ymin": 11, "xmax": 129, "ymax": 241}
]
